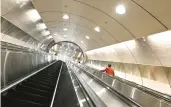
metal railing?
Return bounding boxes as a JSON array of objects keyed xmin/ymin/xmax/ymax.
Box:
[{"xmin": 74, "ymin": 62, "xmax": 171, "ymax": 107}]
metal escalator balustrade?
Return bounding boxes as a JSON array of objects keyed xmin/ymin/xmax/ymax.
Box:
[
  {"xmin": 67, "ymin": 64, "xmax": 108, "ymax": 107},
  {"xmin": 68, "ymin": 68, "xmax": 96, "ymax": 107},
  {"xmin": 68, "ymin": 62, "xmax": 140, "ymax": 107},
  {"xmin": 1, "ymin": 42, "xmax": 57, "ymax": 89},
  {"xmin": 72, "ymin": 62, "xmax": 171, "ymax": 107},
  {"xmin": 1, "ymin": 61, "xmax": 62, "ymax": 107},
  {"xmin": 84, "ymin": 64, "xmax": 171, "ymax": 102},
  {"xmin": 75, "ymin": 63, "xmax": 171, "ymax": 107}
]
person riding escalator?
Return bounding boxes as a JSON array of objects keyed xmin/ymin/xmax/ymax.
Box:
[{"xmin": 100, "ymin": 64, "xmax": 115, "ymax": 77}]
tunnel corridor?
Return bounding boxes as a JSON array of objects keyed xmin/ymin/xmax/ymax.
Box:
[{"xmin": 1, "ymin": 0, "xmax": 171, "ymax": 107}]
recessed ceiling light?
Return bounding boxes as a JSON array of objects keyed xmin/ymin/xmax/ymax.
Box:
[
  {"xmin": 142, "ymin": 37, "xmax": 146, "ymax": 41},
  {"xmin": 47, "ymin": 36, "xmax": 53, "ymax": 39},
  {"xmin": 42, "ymin": 30, "xmax": 50, "ymax": 36},
  {"xmin": 63, "ymin": 28, "xmax": 67, "ymax": 31},
  {"xmin": 116, "ymin": 5, "xmax": 126, "ymax": 15},
  {"xmin": 81, "ymin": 41, "xmax": 84, "ymax": 43},
  {"xmin": 26, "ymin": 9, "xmax": 41, "ymax": 22},
  {"xmin": 94, "ymin": 27, "xmax": 100, "ymax": 32},
  {"xmin": 63, "ymin": 14, "xmax": 69, "ymax": 19},
  {"xmin": 64, "ymin": 35, "xmax": 67, "ymax": 38},
  {"xmin": 36, "ymin": 23, "xmax": 47, "ymax": 30},
  {"xmin": 86, "ymin": 36, "xmax": 90, "ymax": 39}
]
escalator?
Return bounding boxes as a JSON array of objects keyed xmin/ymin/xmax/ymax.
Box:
[
  {"xmin": 1, "ymin": 61, "xmax": 62, "ymax": 107},
  {"xmin": 68, "ymin": 63, "xmax": 140, "ymax": 107},
  {"xmin": 1, "ymin": 61, "xmax": 98, "ymax": 107},
  {"xmin": 2, "ymin": 60, "xmax": 156, "ymax": 107},
  {"xmin": 70, "ymin": 62, "xmax": 171, "ymax": 107}
]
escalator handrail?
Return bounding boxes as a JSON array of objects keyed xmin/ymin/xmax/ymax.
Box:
[
  {"xmin": 73, "ymin": 64, "xmax": 142, "ymax": 107},
  {"xmin": 69, "ymin": 65, "xmax": 107, "ymax": 107},
  {"xmin": 0, "ymin": 61, "xmax": 57, "ymax": 93},
  {"xmin": 85, "ymin": 66, "xmax": 171, "ymax": 102},
  {"xmin": 69, "ymin": 69, "xmax": 96, "ymax": 107}
]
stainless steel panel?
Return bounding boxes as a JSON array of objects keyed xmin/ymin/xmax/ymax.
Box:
[
  {"xmin": 79, "ymin": 63, "xmax": 171, "ymax": 107},
  {"xmin": 112, "ymin": 80, "xmax": 123, "ymax": 93},
  {"xmin": 86, "ymin": 67, "xmax": 96, "ymax": 75},
  {"xmin": 5, "ymin": 51, "xmax": 22, "ymax": 85},
  {"xmin": 121, "ymin": 83, "xmax": 133, "ymax": 98},
  {"xmin": 31, "ymin": 53, "xmax": 37, "ymax": 70},
  {"xmin": 132, "ymin": 89, "xmax": 160, "ymax": 107},
  {"xmin": 72, "ymin": 66, "xmax": 130, "ymax": 107},
  {"xmin": 95, "ymin": 72, "xmax": 103, "ymax": 80},
  {"xmin": 1, "ymin": 48, "xmax": 55, "ymax": 89},
  {"xmin": 1, "ymin": 50, "xmax": 7, "ymax": 87},
  {"xmin": 19, "ymin": 53, "xmax": 30, "ymax": 76},
  {"xmin": 102, "ymin": 74, "xmax": 113, "ymax": 86},
  {"xmin": 2, "ymin": 1, "xmax": 45, "ymax": 41},
  {"xmin": 1, "ymin": 17, "xmax": 40, "ymax": 48}
]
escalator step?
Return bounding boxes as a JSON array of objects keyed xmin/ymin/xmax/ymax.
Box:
[
  {"xmin": 6, "ymin": 90, "xmax": 51, "ymax": 105},
  {"xmin": 33, "ymin": 74, "xmax": 57, "ymax": 78},
  {"xmin": 33, "ymin": 76, "xmax": 57, "ymax": 80},
  {"xmin": 1, "ymin": 63, "xmax": 61, "ymax": 107},
  {"xmin": 2, "ymin": 96, "xmax": 49, "ymax": 107},
  {"xmin": 16, "ymin": 85, "xmax": 52, "ymax": 98},
  {"xmin": 27, "ymin": 79, "xmax": 55, "ymax": 88},
  {"xmin": 22, "ymin": 81, "xmax": 54, "ymax": 92},
  {"xmin": 30, "ymin": 77, "xmax": 56, "ymax": 83}
]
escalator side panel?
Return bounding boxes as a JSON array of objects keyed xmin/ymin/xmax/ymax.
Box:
[{"xmin": 1, "ymin": 61, "xmax": 62, "ymax": 107}]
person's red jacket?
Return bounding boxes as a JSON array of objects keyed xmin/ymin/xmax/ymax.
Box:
[{"xmin": 100, "ymin": 67, "xmax": 115, "ymax": 77}]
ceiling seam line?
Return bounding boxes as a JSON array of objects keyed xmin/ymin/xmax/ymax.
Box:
[
  {"xmin": 39, "ymin": 11, "xmax": 120, "ymax": 43},
  {"xmin": 47, "ymin": 20, "xmax": 109, "ymax": 46},
  {"xmin": 130, "ymin": 0, "xmax": 168, "ymax": 30},
  {"xmin": 73, "ymin": 0, "xmax": 136, "ymax": 38},
  {"xmin": 39, "ymin": 11, "xmax": 109, "ymax": 45}
]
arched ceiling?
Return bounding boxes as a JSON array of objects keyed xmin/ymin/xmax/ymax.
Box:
[
  {"xmin": 31, "ymin": 0, "xmax": 171, "ymax": 51},
  {"xmin": 2, "ymin": 0, "xmax": 171, "ymax": 51}
]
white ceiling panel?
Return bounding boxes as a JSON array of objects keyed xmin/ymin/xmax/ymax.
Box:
[{"xmin": 31, "ymin": 0, "xmax": 170, "ymax": 51}]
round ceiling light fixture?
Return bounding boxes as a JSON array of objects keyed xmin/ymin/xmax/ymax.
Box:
[
  {"xmin": 64, "ymin": 35, "xmax": 67, "ymax": 38},
  {"xmin": 63, "ymin": 14, "xmax": 69, "ymax": 19},
  {"xmin": 63, "ymin": 28, "xmax": 68, "ymax": 31},
  {"xmin": 116, "ymin": 4, "xmax": 126, "ymax": 15},
  {"xmin": 36, "ymin": 23, "xmax": 47, "ymax": 30},
  {"xmin": 86, "ymin": 36, "xmax": 90, "ymax": 39},
  {"xmin": 47, "ymin": 35, "xmax": 53, "ymax": 39},
  {"xmin": 94, "ymin": 27, "xmax": 100, "ymax": 32},
  {"xmin": 41, "ymin": 30, "xmax": 50, "ymax": 36},
  {"xmin": 81, "ymin": 41, "xmax": 84, "ymax": 43}
]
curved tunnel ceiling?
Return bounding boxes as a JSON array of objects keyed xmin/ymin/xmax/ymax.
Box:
[
  {"xmin": 1, "ymin": 0, "xmax": 171, "ymax": 52},
  {"xmin": 32, "ymin": 0, "xmax": 170, "ymax": 51}
]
